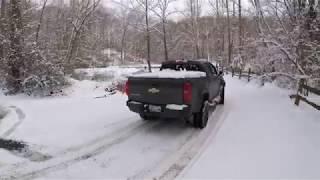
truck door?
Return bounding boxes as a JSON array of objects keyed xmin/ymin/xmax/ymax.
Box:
[{"xmin": 207, "ymin": 63, "xmax": 221, "ymax": 100}]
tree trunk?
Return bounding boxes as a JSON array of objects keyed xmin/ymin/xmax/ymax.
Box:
[
  {"xmin": 195, "ymin": 0, "xmax": 200, "ymax": 59},
  {"xmin": 120, "ymin": 29, "xmax": 127, "ymax": 64},
  {"xmin": 65, "ymin": 0, "xmax": 100, "ymax": 72},
  {"xmin": 215, "ymin": 0, "xmax": 220, "ymax": 57},
  {"xmin": 145, "ymin": 0, "xmax": 151, "ymax": 72},
  {"xmin": 162, "ymin": 18, "xmax": 168, "ymax": 61},
  {"xmin": 0, "ymin": 0, "xmax": 6, "ymax": 59},
  {"xmin": 0, "ymin": 0, "xmax": 5, "ymax": 19},
  {"xmin": 35, "ymin": 0, "xmax": 48, "ymax": 43},
  {"xmin": 226, "ymin": 0, "xmax": 231, "ymax": 65},
  {"xmin": 233, "ymin": 0, "xmax": 235, "ymax": 17},
  {"xmin": 254, "ymin": 0, "xmax": 263, "ymax": 34},
  {"xmin": 7, "ymin": 0, "xmax": 24, "ymax": 93},
  {"xmin": 238, "ymin": 0, "xmax": 242, "ymax": 47}
]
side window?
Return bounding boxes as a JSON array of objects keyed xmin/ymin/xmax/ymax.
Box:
[{"xmin": 208, "ymin": 63, "xmax": 218, "ymax": 75}]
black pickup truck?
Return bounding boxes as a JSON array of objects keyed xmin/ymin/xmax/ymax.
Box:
[{"xmin": 125, "ymin": 60, "xmax": 225, "ymax": 129}]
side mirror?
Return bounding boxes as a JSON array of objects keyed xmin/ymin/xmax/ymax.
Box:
[{"xmin": 219, "ymin": 71, "xmax": 223, "ymax": 76}]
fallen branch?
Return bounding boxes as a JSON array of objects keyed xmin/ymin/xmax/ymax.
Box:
[{"xmin": 258, "ymin": 72, "xmax": 299, "ymax": 81}]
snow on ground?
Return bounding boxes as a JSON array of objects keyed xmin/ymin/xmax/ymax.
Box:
[
  {"xmin": 182, "ymin": 76, "xmax": 320, "ymax": 179},
  {"xmin": 64, "ymin": 79, "xmax": 113, "ymax": 98},
  {"xmin": 308, "ymin": 93, "xmax": 320, "ymax": 104},
  {"xmin": 0, "ymin": 66, "xmax": 142, "ymax": 167},
  {"xmin": 0, "ymin": 105, "xmax": 24, "ymax": 167},
  {"xmin": 0, "ymin": 105, "xmax": 21, "ymax": 138},
  {"xmin": 72, "ymin": 66, "xmax": 145, "ymax": 81},
  {"xmin": 0, "ymin": 149, "xmax": 24, "ymax": 167},
  {"xmin": 0, "ymin": 69, "xmax": 319, "ymax": 179},
  {"xmin": 0, "ymin": 104, "xmax": 9, "ymax": 120},
  {"xmin": 0, "ymin": 91, "xmax": 140, "ymax": 155},
  {"xmin": 131, "ymin": 69, "xmax": 206, "ymax": 78}
]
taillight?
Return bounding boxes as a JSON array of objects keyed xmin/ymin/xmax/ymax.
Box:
[
  {"xmin": 183, "ymin": 82, "xmax": 192, "ymax": 104},
  {"xmin": 125, "ymin": 81, "xmax": 129, "ymax": 95}
]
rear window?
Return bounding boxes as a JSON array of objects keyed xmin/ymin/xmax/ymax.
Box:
[{"xmin": 160, "ymin": 63, "xmax": 203, "ymax": 72}]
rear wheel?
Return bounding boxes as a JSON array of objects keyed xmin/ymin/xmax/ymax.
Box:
[
  {"xmin": 193, "ymin": 100, "xmax": 209, "ymax": 129},
  {"xmin": 219, "ymin": 86, "xmax": 225, "ymax": 105},
  {"xmin": 140, "ymin": 113, "xmax": 156, "ymax": 121}
]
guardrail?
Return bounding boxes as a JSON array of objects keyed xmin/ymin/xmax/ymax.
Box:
[{"xmin": 290, "ymin": 78, "xmax": 320, "ymax": 111}]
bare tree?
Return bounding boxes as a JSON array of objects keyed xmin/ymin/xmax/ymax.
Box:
[
  {"xmin": 116, "ymin": 1, "xmax": 132, "ymax": 63},
  {"xmin": 185, "ymin": 0, "xmax": 201, "ymax": 59},
  {"xmin": 133, "ymin": 0, "xmax": 153, "ymax": 71},
  {"xmin": 65, "ymin": 0, "xmax": 101, "ymax": 72},
  {"xmin": 152, "ymin": 0, "xmax": 176, "ymax": 61},
  {"xmin": 226, "ymin": 0, "xmax": 231, "ymax": 65},
  {"xmin": 238, "ymin": 0, "xmax": 242, "ymax": 47},
  {"xmin": 145, "ymin": 0, "xmax": 151, "ymax": 71},
  {"xmin": 35, "ymin": 0, "xmax": 48, "ymax": 43},
  {"xmin": 7, "ymin": 0, "xmax": 24, "ymax": 93},
  {"xmin": 0, "ymin": 0, "xmax": 6, "ymax": 59}
]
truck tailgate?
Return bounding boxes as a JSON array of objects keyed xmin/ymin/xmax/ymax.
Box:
[{"xmin": 128, "ymin": 77, "xmax": 184, "ymax": 105}]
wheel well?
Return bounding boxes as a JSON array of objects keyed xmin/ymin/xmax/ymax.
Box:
[{"xmin": 203, "ymin": 93, "xmax": 209, "ymax": 102}]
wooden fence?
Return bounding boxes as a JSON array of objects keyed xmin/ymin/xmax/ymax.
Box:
[
  {"xmin": 231, "ymin": 67, "xmax": 253, "ymax": 82},
  {"xmin": 290, "ymin": 79, "xmax": 320, "ymax": 111},
  {"xmin": 227, "ymin": 66, "xmax": 319, "ymax": 111}
]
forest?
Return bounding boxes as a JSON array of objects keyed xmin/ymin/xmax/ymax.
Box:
[{"xmin": 0, "ymin": 0, "xmax": 319, "ymax": 95}]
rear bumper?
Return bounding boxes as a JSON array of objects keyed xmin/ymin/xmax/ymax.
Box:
[{"xmin": 127, "ymin": 100, "xmax": 191, "ymax": 118}]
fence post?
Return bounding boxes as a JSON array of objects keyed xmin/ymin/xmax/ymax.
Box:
[
  {"xmin": 239, "ymin": 69, "xmax": 242, "ymax": 79},
  {"xmin": 299, "ymin": 79, "xmax": 305, "ymax": 94},
  {"xmin": 232, "ymin": 67, "xmax": 234, "ymax": 77},
  {"xmin": 248, "ymin": 68, "xmax": 251, "ymax": 82},
  {"xmin": 294, "ymin": 79, "xmax": 304, "ymax": 106},
  {"xmin": 305, "ymin": 81, "xmax": 309, "ymax": 96}
]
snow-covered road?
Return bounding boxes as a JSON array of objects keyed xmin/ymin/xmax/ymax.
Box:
[
  {"xmin": 182, "ymin": 76, "xmax": 320, "ymax": 179},
  {"xmin": 0, "ymin": 75, "xmax": 319, "ymax": 179},
  {"xmin": 0, "ymin": 94, "xmax": 226, "ymax": 180}
]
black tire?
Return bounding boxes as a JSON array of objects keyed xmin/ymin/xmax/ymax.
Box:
[
  {"xmin": 193, "ymin": 101, "xmax": 209, "ymax": 129},
  {"xmin": 219, "ymin": 86, "xmax": 225, "ymax": 105},
  {"xmin": 193, "ymin": 114, "xmax": 199, "ymax": 128},
  {"xmin": 140, "ymin": 114, "xmax": 156, "ymax": 121},
  {"xmin": 184, "ymin": 114, "xmax": 195, "ymax": 126}
]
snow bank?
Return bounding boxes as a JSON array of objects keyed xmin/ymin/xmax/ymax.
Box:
[
  {"xmin": 64, "ymin": 79, "xmax": 113, "ymax": 98},
  {"xmin": 131, "ymin": 70, "xmax": 206, "ymax": 79},
  {"xmin": 72, "ymin": 66, "xmax": 144, "ymax": 81}
]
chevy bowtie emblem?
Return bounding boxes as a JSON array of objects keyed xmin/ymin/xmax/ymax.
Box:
[{"xmin": 148, "ymin": 88, "xmax": 160, "ymax": 94}]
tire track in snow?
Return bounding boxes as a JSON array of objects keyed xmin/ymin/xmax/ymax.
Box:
[
  {"xmin": 1, "ymin": 118, "xmax": 142, "ymax": 171},
  {"xmin": 127, "ymin": 126, "xmax": 198, "ymax": 180},
  {"xmin": 0, "ymin": 119, "xmax": 162, "ymax": 180},
  {"xmin": 55, "ymin": 119, "xmax": 146, "ymax": 156},
  {"xmin": 1, "ymin": 106, "xmax": 25, "ymax": 138},
  {"xmin": 141, "ymin": 106, "xmax": 230, "ymax": 180},
  {"xmin": 0, "ymin": 106, "xmax": 55, "ymax": 163}
]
